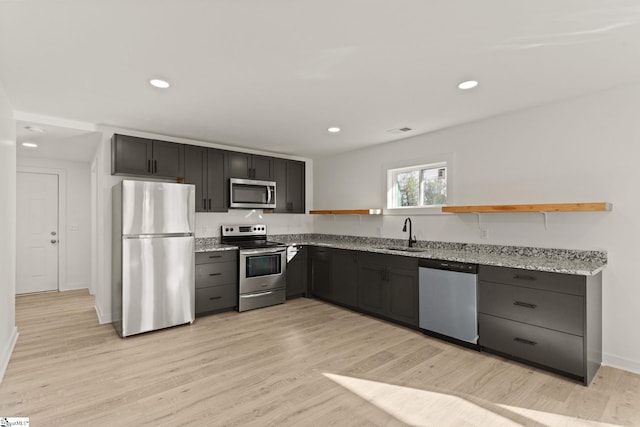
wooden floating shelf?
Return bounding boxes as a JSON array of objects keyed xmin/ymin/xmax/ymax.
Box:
[
  {"xmin": 442, "ymin": 202, "xmax": 612, "ymax": 213},
  {"xmin": 309, "ymin": 209, "xmax": 382, "ymax": 215}
]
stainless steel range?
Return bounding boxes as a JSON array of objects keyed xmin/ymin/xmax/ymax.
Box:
[{"xmin": 221, "ymin": 224, "xmax": 287, "ymax": 312}]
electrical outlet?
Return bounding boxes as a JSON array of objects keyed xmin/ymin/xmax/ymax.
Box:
[
  {"xmin": 70, "ymin": 224, "xmax": 79, "ymax": 231},
  {"xmin": 480, "ymin": 228, "xmax": 489, "ymax": 240}
]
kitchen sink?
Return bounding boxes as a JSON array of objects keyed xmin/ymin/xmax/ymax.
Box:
[{"xmin": 376, "ymin": 246, "xmax": 427, "ymax": 252}]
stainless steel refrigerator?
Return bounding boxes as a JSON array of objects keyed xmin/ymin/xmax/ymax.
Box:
[{"xmin": 112, "ymin": 180, "xmax": 195, "ymax": 337}]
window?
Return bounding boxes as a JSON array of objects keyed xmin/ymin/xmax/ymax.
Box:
[{"xmin": 387, "ymin": 162, "xmax": 447, "ymax": 209}]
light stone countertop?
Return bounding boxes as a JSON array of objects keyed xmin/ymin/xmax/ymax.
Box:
[{"xmin": 195, "ymin": 234, "xmax": 607, "ymax": 276}]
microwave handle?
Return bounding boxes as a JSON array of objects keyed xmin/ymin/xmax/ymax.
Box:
[{"xmin": 267, "ymin": 186, "xmax": 272, "ymax": 205}]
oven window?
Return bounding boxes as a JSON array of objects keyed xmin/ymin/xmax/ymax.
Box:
[{"xmin": 246, "ymin": 254, "xmax": 281, "ymax": 278}]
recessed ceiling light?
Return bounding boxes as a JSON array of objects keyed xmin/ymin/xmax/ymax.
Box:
[
  {"xmin": 328, "ymin": 127, "xmax": 341, "ymax": 133},
  {"xmin": 458, "ymin": 80, "xmax": 479, "ymax": 90},
  {"xmin": 149, "ymin": 79, "xmax": 170, "ymax": 89},
  {"xmin": 24, "ymin": 125, "xmax": 45, "ymax": 133},
  {"xmin": 22, "ymin": 142, "xmax": 38, "ymax": 148}
]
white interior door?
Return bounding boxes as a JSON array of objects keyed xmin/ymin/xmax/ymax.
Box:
[{"xmin": 17, "ymin": 172, "xmax": 59, "ymax": 294}]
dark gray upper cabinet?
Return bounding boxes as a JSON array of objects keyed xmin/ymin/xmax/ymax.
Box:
[
  {"xmin": 331, "ymin": 248, "xmax": 359, "ymax": 308},
  {"xmin": 274, "ymin": 158, "xmax": 306, "ymax": 214},
  {"xmin": 111, "ymin": 134, "xmax": 184, "ymax": 179},
  {"xmin": 184, "ymin": 146, "xmax": 226, "ymax": 212},
  {"xmin": 357, "ymin": 252, "xmax": 419, "ymax": 327},
  {"xmin": 226, "ymin": 152, "xmax": 274, "ymax": 180}
]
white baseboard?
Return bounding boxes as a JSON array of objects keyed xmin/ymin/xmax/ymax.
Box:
[
  {"xmin": 603, "ymin": 353, "xmax": 640, "ymax": 375},
  {"xmin": 60, "ymin": 282, "xmax": 89, "ymax": 292},
  {"xmin": 94, "ymin": 303, "xmax": 112, "ymax": 325},
  {"xmin": 0, "ymin": 326, "xmax": 19, "ymax": 383}
]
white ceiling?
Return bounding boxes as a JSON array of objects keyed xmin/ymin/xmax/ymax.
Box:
[
  {"xmin": 2, "ymin": 0, "xmax": 640, "ymax": 159},
  {"xmin": 15, "ymin": 120, "xmax": 101, "ymax": 162}
]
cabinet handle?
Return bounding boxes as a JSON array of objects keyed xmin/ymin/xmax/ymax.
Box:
[
  {"xmin": 513, "ymin": 337, "xmax": 537, "ymax": 346},
  {"xmin": 209, "ymin": 273, "xmax": 222, "ymax": 277},
  {"xmin": 203, "ymin": 198, "xmax": 207, "ymax": 209},
  {"xmin": 513, "ymin": 301, "xmax": 537, "ymax": 309},
  {"xmin": 208, "ymin": 198, "xmax": 212, "ymax": 210},
  {"xmin": 147, "ymin": 160, "xmax": 151, "ymax": 173},
  {"xmin": 154, "ymin": 160, "xmax": 158, "ymax": 173},
  {"xmin": 208, "ymin": 255, "xmax": 222, "ymax": 259},
  {"xmin": 513, "ymin": 274, "xmax": 536, "ymax": 281},
  {"xmin": 209, "ymin": 296, "xmax": 222, "ymax": 301}
]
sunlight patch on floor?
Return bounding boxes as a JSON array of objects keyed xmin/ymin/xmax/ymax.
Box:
[{"xmin": 323, "ymin": 373, "xmax": 621, "ymax": 427}]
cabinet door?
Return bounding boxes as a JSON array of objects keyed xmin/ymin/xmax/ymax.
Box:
[
  {"xmin": 184, "ymin": 146, "xmax": 207, "ymax": 212},
  {"xmin": 273, "ymin": 158, "xmax": 288, "ymax": 213},
  {"xmin": 252, "ymin": 155, "xmax": 274, "ymax": 180},
  {"xmin": 287, "ymin": 160, "xmax": 305, "ymax": 213},
  {"xmin": 226, "ymin": 152, "xmax": 251, "ymax": 179},
  {"xmin": 152, "ymin": 140, "xmax": 184, "ymax": 178},
  {"xmin": 358, "ymin": 256, "xmax": 386, "ymax": 316},
  {"xmin": 206, "ymin": 148, "xmax": 226, "ymax": 212},
  {"xmin": 310, "ymin": 247, "xmax": 332, "ymax": 300},
  {"xmin": 111, "ymin": 134, "xmax": 152, "ymax": 176},
  {"xmin": 332, "ymin": 249, "xmax": 358, "ymax": 307},
  {"xmin": 286, "ymin": 246, "xmax": 308, "ymax": 298},
  {"xmin": 387, "ymin": 265, "xmax": 419, "ymax": 326}
]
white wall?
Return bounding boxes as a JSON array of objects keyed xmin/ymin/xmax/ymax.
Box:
[
  {"xmin": 314, "ymin": 82, "xmax": 640, "ymax": 374},
  {"xmin": 17, "ymin": 157, "xmax": 92, "ymax": 291},
  {"xmin": 0, "ymin": 82, "xmax": 17, "ymax": 382}
]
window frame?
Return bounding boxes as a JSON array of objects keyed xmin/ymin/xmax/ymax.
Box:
[{"xmin": 384, "ymin": 153, "xmax": 454, "ymax": 215}]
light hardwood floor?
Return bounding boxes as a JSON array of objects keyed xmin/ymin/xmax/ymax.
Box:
[{"xmin": 1, "ymin": 290, "xmax": 639, "ymax": 426}]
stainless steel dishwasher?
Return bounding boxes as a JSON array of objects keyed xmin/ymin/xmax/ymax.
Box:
[{"xmin": 419, "ymin": 259, "xmax": 479, "ymax": 345}]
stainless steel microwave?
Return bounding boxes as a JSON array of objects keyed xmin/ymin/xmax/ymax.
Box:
[{"xmin": 229, "ymin": 178, "xmax": 277, "ymax": 209}]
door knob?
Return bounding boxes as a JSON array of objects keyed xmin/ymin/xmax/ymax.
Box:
[
  {"xmin": 51, "ymin": 231, "xmax": 57, "ymax": 236},
  {"xmin": 51, "ymin": 240, "xmax": 57, "ymax": 244}
]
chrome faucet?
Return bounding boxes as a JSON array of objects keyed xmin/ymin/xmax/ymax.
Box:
[{"xmin": 402, "ymin": 217, "xmax": 417, "ymax": 248}]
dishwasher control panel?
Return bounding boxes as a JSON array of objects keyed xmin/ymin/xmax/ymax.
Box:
[{"xmin": 419, "ymin": 259, "xmax": 478, "ymax": 274}]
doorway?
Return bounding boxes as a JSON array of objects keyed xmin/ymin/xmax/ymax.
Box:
[{"xmin": 16, "ymin": 171, "xmax": 60, "ymax": 294}]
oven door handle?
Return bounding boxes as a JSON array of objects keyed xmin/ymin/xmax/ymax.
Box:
[
  {"xmin": 240, "ymin": 291, "xmax": 274, "ymax": 298},
  {"xmin": 241, "ymin": 248, "xmax": 286, "ymax": 256}
]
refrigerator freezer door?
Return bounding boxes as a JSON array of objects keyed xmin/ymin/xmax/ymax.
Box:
[
  {"xmin": 122, "ymin": 180, "xmax": 195, "ymax": 236},
  {"xmin": 122, "ymin": 235, "xmax": 195, "ymax": 336}
]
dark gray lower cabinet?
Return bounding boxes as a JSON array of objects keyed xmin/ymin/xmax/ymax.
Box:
[
  {"xmin": 286, "ymin": 246, "xmax": 308, "ymax": 298},
  {"xmin": 310, "ymin": 247, "xmax": 332, "ymax": 300},
  {"xmin": 478, "ymin": 265, "xmax": 602, "ymax": 385},
  {"xmin": 195, "ymin": 250, "xmax": 238, "ymax": 316},
  {"xmin": 358, "ymin": 252, "xmax": 419, "ymax": 327},
  {"xmin": 331, "ymin": 248, "xmax": 359, "ymax": 308}
]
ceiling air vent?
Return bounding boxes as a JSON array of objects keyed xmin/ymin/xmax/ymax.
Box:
[{"xmin": 387, "ymin": 127, "xmax": 413, "ymax": 135}]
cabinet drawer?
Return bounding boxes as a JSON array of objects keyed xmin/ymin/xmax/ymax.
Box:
[
  {"xmin": 479, "ymin": 314, "xmax": 583, "ymax": 376},
  {"xmin": 479, "ymin": 281, "xmax": 584, "ymax": 336},
  {"xmin": 196, "ymin": 262, "xmax": 238, "ymax": 288},
  {"xmin": 479, "ymin": 265, "xmax": 584, "ymax": 296},
  {"xmin": 196, "ymin": 284, "xmax": 237, "ymax": 314},
  {"xmin": 195, "ymin": 250, "xmax": 238, "ymax": 265}
]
